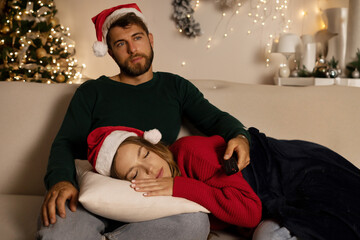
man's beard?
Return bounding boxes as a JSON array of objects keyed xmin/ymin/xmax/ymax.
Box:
[{"xmin": 118, "ymin": 47, "xmax": 154, "ymax": 77}]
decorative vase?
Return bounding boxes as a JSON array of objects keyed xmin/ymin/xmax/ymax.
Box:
[
  {"xmin": 345, "ymin": 0, "xmax": 360, "ymax": 67},
  {"xmin": 301, "ymin": 42, "xmax": 316, "ymax": 73},
  {"xmin": 323, "ymin": 8, "xmax": 348, "ymax": 74}
]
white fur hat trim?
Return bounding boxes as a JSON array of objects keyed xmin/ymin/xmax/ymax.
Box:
[{"xmin": 95, "ymin": 131, "xmax": 137, "ymax": 176}]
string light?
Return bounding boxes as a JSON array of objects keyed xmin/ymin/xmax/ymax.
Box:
[
  {"xmin": 195, "ymin": 0, "xmax": 200, "ymax": 8},
  {"xmin": 205, "ymin": 1, "xmax": 243, "ymax": 50}
]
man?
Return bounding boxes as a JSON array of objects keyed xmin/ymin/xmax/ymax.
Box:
[{"xmin": 38, "ymin": 3, "xmax": 250, "ymax": 240}]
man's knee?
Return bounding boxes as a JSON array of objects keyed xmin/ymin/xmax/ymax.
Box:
[
  {"xmin": 253, "ymin": 220, "xmax": 298, "ymax": 240},
  {"xmin": 174, "ymin": 212, "xmax": 210, "ymax": 239},
  {"xmin": 36, "ymin": 204, "xmax": 106, "ymax": 240}
]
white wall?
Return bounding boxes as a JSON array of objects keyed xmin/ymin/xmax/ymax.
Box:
[{"xmin": 55, "ymin": 0, "xmax": 348, "ymax": 84}]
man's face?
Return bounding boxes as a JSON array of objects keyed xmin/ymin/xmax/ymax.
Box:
[{"xmin": 107, "ymin": 24, "xmax": 154, "ymax": 77}]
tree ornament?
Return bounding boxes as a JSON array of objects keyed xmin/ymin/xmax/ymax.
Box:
[
  {"xmin": 279, "ymin": 65, "xmax": 290, "ymax": 77},
  {"xmin": 290, "ymin": 69, "xmax": 299, "ymax": 77},
  {"xmin": 15, "ymin": 14, "xmax": 22, "ymax": 21},
  {"xmin": 56, "ymin": 73, "xmax": 66, "ymax": 83},
  {"xmin": 327, "ymin": 68, "xmax": 338, "ymax": 78},
  {"xmin": 45, "ymin": 64, "xmax": 52, "ymax": 71},
  {"xmin": 346, "ymin": 49, "xmax": 360, "ymax": 77},
  {"xmin": 352, "ymin": 68, "xmax": 360, "ymax": 78},
  {"xmin": 58, "ymin": 58, "xmax": 68, "ymax": 67},
  {"xmin": 49, "ymin": 17, "xmax": 59, "ymax": 27},
  {"xmin": 313, "ymin": 56, "xmax": 329, "ymax": 78},
  {"xmin": 1, "ymin": 25, "xmax": 10, "ymax": 34},
  {"xmin": 36, "ymin": 47, "xmax": 47, "ymax": 59},
  {"xmin": 327, "ymin": 57, "xmax": 339, "ymax": 78},
  {"xmin": 34, "ymin": 72, "xmax": 41, "ymax": 80}
]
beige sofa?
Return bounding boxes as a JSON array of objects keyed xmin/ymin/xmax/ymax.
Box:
[{"xmin": 1, "ymin": 79, "xmax": 359, "ymax": 240}]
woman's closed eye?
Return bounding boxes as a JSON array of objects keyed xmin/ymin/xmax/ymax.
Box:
[
  {"xmin": 144, "ymin": 150, "xmax": 149, "ymax": 158},
  {"xmin": 132, "ymin": 171, "xmax": 138, "ymax": 180}
]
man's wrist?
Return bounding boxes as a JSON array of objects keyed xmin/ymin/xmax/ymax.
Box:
[{"xmin": 236, "ymin": 134, "xmax": 249, "ymax": 143}]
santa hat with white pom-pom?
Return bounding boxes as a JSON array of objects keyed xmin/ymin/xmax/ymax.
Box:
[
  {"xmin": 87, "ymin": 126, "xmax": 162, "ymax": 176},
  {"xmin": 91, "ymin": 3, "xmax": 146, "ymax": 57}
]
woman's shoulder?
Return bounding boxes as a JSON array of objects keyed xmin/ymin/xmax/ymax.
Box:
[
  {"xmin": 171, "ymin": 135, "xmax": 226, "ymax": 180},
  {"xmin": 170, "ymin": 136, "xmax": 226, "ymax": 163}
]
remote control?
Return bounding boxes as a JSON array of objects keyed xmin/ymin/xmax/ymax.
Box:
[{"xmin": 222, "ymin": 154, "xmax": 239, "ymax": 176}]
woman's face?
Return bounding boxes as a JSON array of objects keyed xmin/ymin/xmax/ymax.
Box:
[{"xmin": 113, "ymin": 143, "xmax": 172, "ymax": 181}]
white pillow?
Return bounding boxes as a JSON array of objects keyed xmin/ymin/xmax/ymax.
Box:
[{"xmin": 75, "ymin": 159, "xmax": 209, "ymax": 222}]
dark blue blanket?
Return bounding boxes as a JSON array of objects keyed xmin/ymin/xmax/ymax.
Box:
[{"xmin": 242, "ymin": 128, "xmax": 360, "ymax": 240}]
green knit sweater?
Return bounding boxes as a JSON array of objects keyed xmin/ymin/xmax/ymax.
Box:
[{"xmin": 44, "ymin": 72, "xmax": 249, "ymax": 190}]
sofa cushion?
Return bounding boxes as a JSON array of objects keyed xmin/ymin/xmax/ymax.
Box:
[{"xmin": 0, "ymin": 194, "xmax": 43, "ymax": 240}]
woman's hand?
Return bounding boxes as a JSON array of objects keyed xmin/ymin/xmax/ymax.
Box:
[{"xmin": 130, "ymin": 177, "xmax": 174, "ymax": 197}]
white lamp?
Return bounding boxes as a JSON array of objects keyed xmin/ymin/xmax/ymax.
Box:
[{"xmin": 276, "ymin": 33, "xmax": 301, "ymax": 77}]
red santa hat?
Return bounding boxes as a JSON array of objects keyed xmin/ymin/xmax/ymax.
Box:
[
  {"xmin": 87, "ymin": 126, "xmax": 162, "ymax": 176},
  {"xmin": 91, "ymin": 3, "xmax": 146, "ymax": 57}
]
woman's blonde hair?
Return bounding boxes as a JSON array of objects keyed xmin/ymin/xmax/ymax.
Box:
[{"xmin": 111, "ymin": 136, "xmax": 181, "ymax": 179}]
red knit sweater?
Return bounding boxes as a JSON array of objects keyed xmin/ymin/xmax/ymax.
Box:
[{"xmin": 170, "ymin": 135, "xmax": 262, "ymax": 230}]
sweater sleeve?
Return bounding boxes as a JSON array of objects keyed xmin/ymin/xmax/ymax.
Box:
[
  {"xmin": 170, "ymin": 136, "xmax": 261, "ymax": 228},
  {"xmin": 178, "ymin": 77, "xmax": 250, "ymax": 142},
  {"xmin": 44, "ymin": 83, "xmax": 95, "ymax": 190}
]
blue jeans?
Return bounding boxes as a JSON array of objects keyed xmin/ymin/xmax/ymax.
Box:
[{"xmin": 37, "ymin": 203, "xmax": 210, "ymax": 240}]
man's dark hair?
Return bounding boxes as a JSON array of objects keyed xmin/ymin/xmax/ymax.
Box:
[{"xmin": 106, "ymin": 12, "xmax": 149, "ymax": 50}]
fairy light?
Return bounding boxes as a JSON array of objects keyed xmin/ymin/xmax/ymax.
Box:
[
  {"xmin": 195, "ymin": 0, "xmax": 200, "ymax": 8},
  {"xmin": 245, "ymin": 0, "xmax": 292, "ymax": 66},
  {"xmin": 206, "ymin": 2, "xmax": 243, "ymax": 49}
]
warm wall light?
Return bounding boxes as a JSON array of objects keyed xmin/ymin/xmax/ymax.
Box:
[{"xmin": 301, "ymin": 10, "xmax": 308, "ymax": 16}]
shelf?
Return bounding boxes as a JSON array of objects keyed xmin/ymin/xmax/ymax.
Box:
[
  {"xmin": 274, "ymin": 77, "xmax": 360, "ymax": 87},
  {"xmin": 335, "ymin": 78, "xmax": 360, "ymax": 87}
]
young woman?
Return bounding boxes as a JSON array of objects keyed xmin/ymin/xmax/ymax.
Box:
[
  {"xmin": 87, "ymin": 126, "xmax": 262, "ymax": 232},
  {"xmin": 87, "ymin": 126, "xmax": 360, "ymax": 240}
]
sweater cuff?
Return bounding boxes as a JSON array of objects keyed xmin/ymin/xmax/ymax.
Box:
[
  {"xmin": 229, "ymin": 128, "xmax": 251, "ymax": 146},
  {"xmin": 45, "ymin": 169, "xmax": 77, "ymax": 190}
]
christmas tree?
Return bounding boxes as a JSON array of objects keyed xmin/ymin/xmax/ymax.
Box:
[{"xmin": 0, "ymin": 0, "xmax": 84, "ymax": 83}]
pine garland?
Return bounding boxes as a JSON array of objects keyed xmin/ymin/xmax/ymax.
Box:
[{"xmin": 172, "ymin": 0, "xmax": 201, "ymax": 37}]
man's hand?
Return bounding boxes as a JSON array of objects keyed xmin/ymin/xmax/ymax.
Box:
[
  {"xmin": 41, "ymin": 181, "xmax": 79, "ymax": 227},
  {"xmin": 130, "ymin": 177, "xmax": 174, "ymax": 197},
  {"xmin": 224, "ymin": 135, "xmax": 250, "ymax": 171}
]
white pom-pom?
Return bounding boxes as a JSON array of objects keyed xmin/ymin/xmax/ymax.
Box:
[
  {"xmin": 93, "ymin": 41, "xmax": 108, "ymax": 57},
  {"xmin": 144, "ymin": 129, "xmax": 162, "ymax": 144}
]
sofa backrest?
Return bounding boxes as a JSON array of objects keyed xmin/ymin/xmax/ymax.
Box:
[
  {"xmin": 188, "ymin": 80, "xmax": 360, "ymax": 168},
  {"xmin": 1, "ymin": 80, "xmax": 359, "ymax": 195},
  {"xmin": 0, "ymin": 82, "xmax": 78, "ymax": 195}
]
